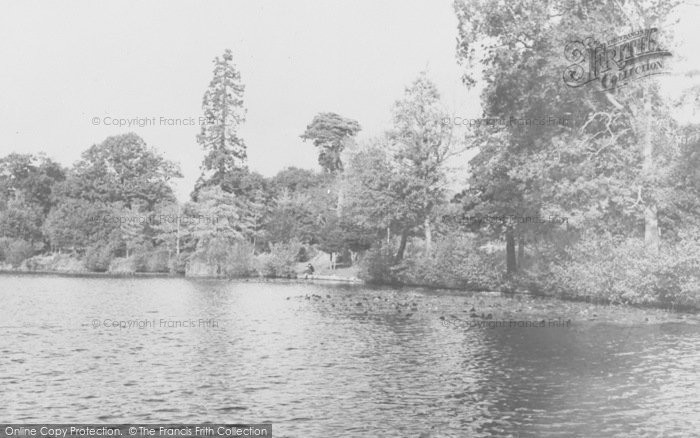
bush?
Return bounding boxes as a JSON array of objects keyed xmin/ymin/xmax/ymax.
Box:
[
  {"xmin": 85, "ymin": 243, "xmax": 115, "ymax": 272},
  {"xmin": 169, "ymin": 252, "xmax": 190, "ymax": 274},
  {"xmin": 297, "ymin": 245, "xmax": 317, "ymax": 263},
  {"xmin": 108, "ymin": 257, "xmax": 137, "ymax": 273},
  {"xmin": 394, "ymin": 232, "xmax": 503, "ymax": 290},
  {"xmin": 258, "ymin": 239, "xmax": 302, "ymax": 278},
  {"xmin": 188, "ymin": 237, "xmax": 257, "ymax": 278},
  {"xmin": 358, "ymin": 245, "xmax": 397, "ymax": 284},
  {"xmin": 224, "ymin": 241, "xmax": 257, "ymax": 277},
  {"xmin": 20, "ymin": 253, "xmax": 86, "ymax": 272},
  {"xmin": 548, "ymin": 230, "xmax": 700, "ymax": 307},
  {"xmin": 132, "ymin": 250, "xmax": 170, "ymax": 273},
  {"xmin": 0, "ymin": 238, "xmax": 35, "ymax": 267}
]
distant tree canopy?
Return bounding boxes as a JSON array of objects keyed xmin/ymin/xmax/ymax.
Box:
[
  {"xmin": 0, "ymin": 153, "xmax": 65, "ymax": 214},
  {"xmin": 301, "ymin": 112, "xmax": 361, "ymax": 174},
  {"xmin": 42, "ymin": 133, "xmax": 181, "ymax": 253},
  {"xmin": 61, "ymin": 133, "xmax": 181, "ymax": 210}
]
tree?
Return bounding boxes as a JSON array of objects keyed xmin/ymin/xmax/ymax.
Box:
[
  {"xmin": 44, "ymin": 134, "xmax": 180, "ymax": 257},
  {"xmin": 263, "ymin": 191, "xmax": 317, "ymax": 245},
  {"xmin": 196, "ymin": 49, "xmax": 247, "ymax": 190},
  {"xmin": 43, "ymin": 198, "xmax": 121, "ymax": 253},
  {"xmin": 65, "ymin": 133, "xmax": 181, "ymax": 210},
  {"xmin": 189, "ymin": 186, "xmax": 252, "ymax": 248},
  {"xmin": 343, "ymin": 138, "xmax": 421, "ymax": 262},
  {"xmin": 301, "ymin": 112, "xmax": 361, "ymax": 174},
  {"xmin": 454, "ymin": 0, "xmax": 681, "ymax": 278},
  {"xmin": 0, "ymin": 153, "xmax": 65, "ymax": 214},
  {"xmin": 0, "ymin": 197, "xmax": 44, "ymax": 243},
  {"xmin": 387, "ymin": 72, "xmax": 456, "ymax": 256},
  {"xmin": 270, "ymin": 167, "xmax": 328, "ymax": 195}
]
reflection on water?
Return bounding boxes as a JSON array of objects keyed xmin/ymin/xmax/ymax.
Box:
[{"xmin": 0, "ymin": 275, "xmax": 698, "ymax": 437}]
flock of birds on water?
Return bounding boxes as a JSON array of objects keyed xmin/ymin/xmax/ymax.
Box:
[{"xmin": 286, "ymin": 292, "xmax": 499, "ymax": 323}]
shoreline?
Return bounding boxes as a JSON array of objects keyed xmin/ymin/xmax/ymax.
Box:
[
  {"xmin": 0, "ymin": 269, "xmax": 365, "ymax": 284},
  {"xmin": 2, "ymin": 269, "xmax": 697, "ymax": 314}
]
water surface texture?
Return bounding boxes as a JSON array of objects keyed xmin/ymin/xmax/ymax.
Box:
[{"xmin": 1, "ymin": 275, "xmax": 698, "ymax": 437}]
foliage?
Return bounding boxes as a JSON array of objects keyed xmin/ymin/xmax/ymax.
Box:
[
  {"xmin": 301, "ymin": 112, "xmax": 361, "ymax": 174},
  {"xmin": 188, "ymin": 237, "xmax": 256, "ymax": 277},
  {"xmin": 169, "ymin": 252, "xmax": 190, "ymax": 275},
  {"xmin": 270, "ymin": 167, "xmax": 328, "ymax": 195},
  {"xmin": 224, "ymin": 240, "xmax": 258, "ymax": 277},
  {"xmin": 130, "ymin": 249, "xmax": 170, "ymax": 273},
  {"xmin": 548, "ymin": 230, "xmax": 700, "ymax": 307},
  {"xmin": 0, "ymin": 198, "xmax": 45, "ymax": 243},
  {"xmin": 84, "ymin": 242, "xmax": 117, "ymax": 272},
  {"xmin": 0, "ymin": 238, "xmax": 35, "ymax": 267},
  {"xmin": 358, "ymin": 245, "xmax": 397, "ymax": 284},
  {"xmin": 197, "ymin": 48, "xmax": 248, "ymax": 188},
  {"xmin": 258, "ymin": 239, "xmax": 302, "ymax": 277},
  {"xmin": 263, "ymin": 191, "xmax": 317, "ymax": 244},
  {"xmin": 65, "ymin": 133, "xmax": 180, "ymax": 210},
  {"xmin": 395, "ymin": 232, "xmax": 502, "ymax": 290},
  {"xmin": 43, "ymin": 199, "xmax": 120, "ymax": 252},
  {"xmin": 190, "ymin": 186, "xmax": 253, "ymax": 247},
  {"xmin": 0, "ymin": 153, "xmax": 65, "ymax": 214}
]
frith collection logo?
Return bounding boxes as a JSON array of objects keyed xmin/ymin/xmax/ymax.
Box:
[{"xmin": 563, "ymin": 27, "xmax": 672, "ymax": 91}]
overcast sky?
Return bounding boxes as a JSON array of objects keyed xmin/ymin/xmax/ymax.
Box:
[
  {"xmin": 0, "ymin": 0, "xmax": 698, "ymax": 201},
  {"xmin": 0, "ymin": 0, "xmax": 476, "ymax": 200}
]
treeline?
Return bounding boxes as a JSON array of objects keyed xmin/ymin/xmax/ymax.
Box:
[
  {"xmin": 3, "ymin": 0, "xmax": 700, "ymax": 310},
  {"xmin": 0, "ymin": 139, "xmax": 345, "ymax": 277}
]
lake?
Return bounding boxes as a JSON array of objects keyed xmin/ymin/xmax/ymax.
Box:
[{"xmin": 1, "ymin": 275, "xmax": 698, "ymax": 437}]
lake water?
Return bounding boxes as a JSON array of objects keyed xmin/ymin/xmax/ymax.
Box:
[{"xmin": 1, "ymin": 275, "xmax": 699, "ymax": 437}]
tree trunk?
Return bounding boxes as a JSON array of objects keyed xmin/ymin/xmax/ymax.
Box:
[
  {"xmin": 424, "ymin": 217, "xmax": 432, "ymax": 255},
  {"xmin": 336, "ymin": 185, "xmax": 343, "ymax": 218},
  {"xmin": 517, "ymin": 236, "xmax": 525, "ymax": 270},
  {"xmin": 644, "ymin": 203, "xmax": 659, "ymax": 252},
  {"xmin": 176, "ymin": 207, "xmax": 181, "ymax": 256},
  {"xmin": 642, "ymin": 92, "xmax": 659, "ymax": 254},
  {"xmin": 395, "ymin": 229, "xmax": 409, "ymax": 261},
  {"xmin": 506, "ymin": 229, "xmax": 516, "ymax": 277}
]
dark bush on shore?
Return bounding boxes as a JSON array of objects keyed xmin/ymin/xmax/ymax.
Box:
[
  {"xmin": 399, "ymin": 233, "xmax": 502, "ymax": 290},
  {"xmin": 186, "ymin": 239, "xmax": 257, "ymax": 277},
  {"xmin": 85, "ymin": 243, "xmax": 115, "ymax": 272},
  {"xmin": 547, "ymin": 231, "xmax": 700, "ymax": 308},
  {"xmin": 360, "ymin": 233, "xmax": 502, "ymax": 290},
  {"xmin": 358, "ymin": 246, "xmax": 399, "ymax": 284},
  {"xmin": 169, "ymin": 252, "xmax": 189, "ymax": 274},
  {"xmin": 258, "ymin": 239, "xmax": 302, "ymax": 278},
  {"xmin": 133, "ymin": 250, "xmax": 170, "ymax": 273},
  {"xmin": 0, "ymin": 238, "xmax": 36, "ymax": 268}
]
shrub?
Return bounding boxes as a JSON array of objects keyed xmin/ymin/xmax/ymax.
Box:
[
  {"xmin": 1, "ymin": 238, "xmax": 35, "ymax": 268},
  {"xmin": 258, "ymin": 239, "xmax": 302, "ymax": 278},
  {"xmin": 358, "ymin": 245, "xmax": 397, "ymax": 284},
  {"xmin": 139, "ymin": 250, "xmax": 170, "ymax": 273},
  {"xmin": 19, "ymin": 253, "xmax": 86, "ymax": 272},
  {"xmin": 224, "ymin": 241, "xmax": 257, "ymax": 277},
  {"xmin": 548, "ymin": 230, "xmax": 700, "ymax": 307},
  {"xmin": 189, "ymin": 237, "xmax": 257, "ymax": 278},
  {"xmin": 297, "ymin": 245, "xmax": 317, "ymax": 263},
  {"xmin": 108, "ymin": 257, "xmax": 137, "ymax": 274},
  {"xmin": 394, "ymin": 232, "xmax": 503, "ymax": 290},
  {"xmin": 85, "ymin": 243, "xmax": 115, "ymax": 272},
  {"xmin": 169, "ymin": 252, "xmax": 190, "ymax": 274}
]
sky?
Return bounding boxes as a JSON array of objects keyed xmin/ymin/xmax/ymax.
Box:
[
  {"xmin": 0, "ymin": 0, "xmax": 476, "ymax": 201},
  {"xmin": 0, "ymin": 0, "xmax": 698, "ymax": 201}
]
